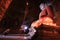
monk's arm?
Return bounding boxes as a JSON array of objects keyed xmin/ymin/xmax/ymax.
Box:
[{"xmin": 45, "ymin": 5, "xmax": 54, "ymax": 18}]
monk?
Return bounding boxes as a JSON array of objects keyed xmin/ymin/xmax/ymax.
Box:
[
  {"xmin": 28, "ymin": 3, "xmax": 58, "ymax": 39},
  {"xmin": 31, "ymin": 3, "xmax": 57, "ymax": 28}
]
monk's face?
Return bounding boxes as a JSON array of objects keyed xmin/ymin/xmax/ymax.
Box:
[{"xmin": 39, "ymin": 3, "xmax": 45, "ymax": 10}]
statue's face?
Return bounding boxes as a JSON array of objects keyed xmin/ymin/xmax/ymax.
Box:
[{"xmin": 39, "ymin": 3, "xmax": 45, "ymax": 10}]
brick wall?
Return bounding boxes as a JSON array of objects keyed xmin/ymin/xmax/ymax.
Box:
[{"xmin": 0, "ymin": 0, "xmax": 12, "ymax": 21}]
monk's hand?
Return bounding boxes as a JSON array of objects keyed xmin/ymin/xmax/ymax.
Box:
[{"xmin": 31, "ymin": 20, "xmax": 42, "ymax": 28}]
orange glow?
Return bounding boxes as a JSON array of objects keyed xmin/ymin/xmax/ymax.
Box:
[
  {"xmin": 40, "ymin": 17, "xmax": 56, "ymax": 26},
  {"xmin": 31, "ymin": 17, "xmax": 57, "ymax": 28}
]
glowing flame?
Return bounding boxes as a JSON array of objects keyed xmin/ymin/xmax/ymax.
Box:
[
  {"xmin": 41, "ymin": 17, "xmax": 57, "ymax": 26},
  {"xmin": 31, "ymin": 17, "xmax": 57, "ymax": 28}
]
